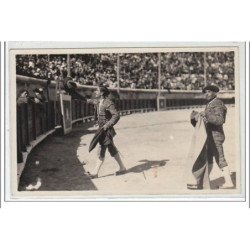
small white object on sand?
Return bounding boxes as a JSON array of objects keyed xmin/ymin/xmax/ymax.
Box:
[{"xmin": 26, "ymin": 178, "xmax": 42, "ymax": 191}]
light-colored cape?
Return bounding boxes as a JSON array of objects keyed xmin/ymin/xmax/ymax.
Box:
[{"xmin": 185, "ymin": 114, "xmax": 210, "ymax": 189}]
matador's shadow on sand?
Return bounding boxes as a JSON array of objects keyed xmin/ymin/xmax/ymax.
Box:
[
  {"xmin": 99, "ymin": 159, "xmax": 169, "ymax": 178},
  {"xmin": 126, "ymin": 159, "xmax": 169, "ymax": 173}
]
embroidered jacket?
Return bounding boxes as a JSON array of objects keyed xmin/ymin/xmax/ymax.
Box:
[
  {"xmin": 87, "ymin": 98, "xmax": 120, "ymax": 128},
  {"xmin": 204, "ymin": 97, "xmax": 227, "ymax": 133}
]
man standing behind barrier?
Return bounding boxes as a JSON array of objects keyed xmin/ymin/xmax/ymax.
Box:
[
  {"xmin": 86, "ymin": 85, "xmax": 127, "ymax": 178},
  {"xmin": 201, "ymin": 85, "xmax": 234, "ymax": 188}
]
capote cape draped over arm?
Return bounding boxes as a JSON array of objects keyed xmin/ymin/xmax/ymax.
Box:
[
  {"xmin": 88, "ymin": 98, "xmax": 120, "ymax": 152},
  {"xmin": 185, "ymin": 113, "xmax": 210, "ymax": 189}
]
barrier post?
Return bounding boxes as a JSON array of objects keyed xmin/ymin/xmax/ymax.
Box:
[
  {"xmin": 204, "ymin": 52, "xmax": 207, "ymax": 86},
  {"xmin": 16, "ymin": 106, "xmax": 23, "ymax": 163},
  {"xmin": 24, "ymin": 104, "xmax": 30, "ymax": 145},
  {"xmin": 54, "ymin": 78, "xmax": 59, "ymax": 126},
  {"xmin": 157, "ymin": 52, "xmax": 161, "ymax": 111},
  {"xmin": 31, "ymin": 102, "xmax": 36, "ymax": 140},
  {"xmin": 67, "ymin": 54, "xmax": 70, "ymax": 77},
  {"xmin": 117, "ymin": 54, "xmax": 120, "ymax": 94}
]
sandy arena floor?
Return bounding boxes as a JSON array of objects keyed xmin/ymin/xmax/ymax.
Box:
[{"xmin": 18, "ymin": 107, "xmax": 241, "ymax": 197}]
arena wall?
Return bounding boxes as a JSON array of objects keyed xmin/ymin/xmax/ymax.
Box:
[
  {"xmin": 17, "ymin": 75, "xmax": 235, "ymax": 102},
  {"xmin": 15, "ymin": 75, "xmax": 236, "ymax": 179}
]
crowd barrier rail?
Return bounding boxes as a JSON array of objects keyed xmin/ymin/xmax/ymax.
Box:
[{"xmin": 16, "ymin": 75, "xmax": 235, "ymax": 165}]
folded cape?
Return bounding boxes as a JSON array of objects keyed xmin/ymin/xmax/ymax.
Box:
[{"xmin": 89, "ymin": 127, "xmax": 105, "ymax": 152}]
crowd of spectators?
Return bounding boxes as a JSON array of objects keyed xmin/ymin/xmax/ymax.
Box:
[
  {"xmin": 16, "ymin": 52, "xmax": 235, "ymax": 90},
  {"xmin": 160, "ymin": 52, "xmax": 205, "ymax": 90},
  {"xmin": 119, "ymin": 53, "xmax": 158, "ymax": 89},
  {"xmin": 16, "ymin": 54, "xmax": 68, "ymax": 80},
  {"xmin": 206, "ymin": 52, "xmax": 235, "ymax": 90},
  {"xmin": 70, "ymin": 54, "xmax": 117, "ymax": 87}
]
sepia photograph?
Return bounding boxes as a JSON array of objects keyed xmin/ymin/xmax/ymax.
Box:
[{"xmin": 5, "ymin": 42, "xmax": 245, "ymax": 201}]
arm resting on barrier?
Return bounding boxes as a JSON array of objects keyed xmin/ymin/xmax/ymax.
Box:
[{"xmin": 86, "ymin": 98, "xmax": 99, "ymax": 105}]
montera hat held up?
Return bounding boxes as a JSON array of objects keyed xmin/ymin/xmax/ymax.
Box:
[
  {"xmin": 202, "ymin": 85, "xmax": 220, "ymax": 93},
  {"xmin": 63, "ymin": 77, "xmax": 77, "ymax": 91}
]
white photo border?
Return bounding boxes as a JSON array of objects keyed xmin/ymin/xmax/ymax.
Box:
[{"xmin": 4, "ymin": 42, "xmax": 246, "ymax": 202}]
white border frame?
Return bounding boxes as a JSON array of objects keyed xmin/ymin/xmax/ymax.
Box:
[{"xmin": 4, "ymin": 42, "xmax": 246, "ymax": 202}]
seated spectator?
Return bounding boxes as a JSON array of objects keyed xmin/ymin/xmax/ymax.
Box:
[{"xmin": 16, "ymin": 51, "xmax": 235, "ymax": 91}]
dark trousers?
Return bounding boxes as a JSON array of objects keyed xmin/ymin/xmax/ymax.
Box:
[
  {"xmin": 207, "ymin": 132, "xmax": 228, "ymax": 168},
  {"xmin": 97, "ymin": 143, "xmax": 118, "ymax": 160}
]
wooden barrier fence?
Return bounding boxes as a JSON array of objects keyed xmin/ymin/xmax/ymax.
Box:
[{"xmin": 16, "ymin": 95, "xmax": 234, "ymax": 163}]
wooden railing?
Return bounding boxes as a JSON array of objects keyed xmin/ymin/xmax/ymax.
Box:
[
  {"xmin": 16, "ymin": 75, "xmax": 235, "ymax": 164},
  {"xmin": 16, "ymin": 98, "xmax": 158, "ymax": 163},
  {"xmin": 16, "ymin": 101, "xmax": 57, "ymax": 163},
  {"xmin": 71, "ymin": 98, "xmax": 157, "ymax": 122}
]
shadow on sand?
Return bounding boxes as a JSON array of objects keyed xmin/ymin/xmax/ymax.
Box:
[
  {"xmin": 126, "ymin": 159, "xmax": 169, "ymax": 174},
  {"xmin": 98, "ymin": 159, "xmax": 169, "ymax": 179},
  {"xmin": 210, "ymin": 172, "xmax": 236, "ymax": 189},
  {"xmin": 18, "ymin": 122, "xmax": 99, "ymax": 191}
]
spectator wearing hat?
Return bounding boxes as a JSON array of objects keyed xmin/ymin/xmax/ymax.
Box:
[
  {"xmin": 85, "ymin": 85, "xmax": 126, "ymax": 178},
  {"xmin": 200, "ymin": 85, "xmax": 234, "ymax": 188},
  {"xmin": 32, "ymin": 88, "xmax": 46, "ymax": 104},
  {"xmin": 17, "ymin": 90, "xmax": 30, "ymax": 105}
]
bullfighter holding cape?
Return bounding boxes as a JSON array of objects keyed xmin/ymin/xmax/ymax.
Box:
[
  {"xmin": 63, "ymin": 78, "xmax": 127, "ymax": 179},
  {"xmin": 186, "ymin": 111, "xmax": 210, "ymax": 189},
  {"xmin": 85, "ymin": 85, "xmax": 127, "ymax": 178},
  {"xmin": 186, "ymin": 85, "xmax": 234, "ymax": 190}
]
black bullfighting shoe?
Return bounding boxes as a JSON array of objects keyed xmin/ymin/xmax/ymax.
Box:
[{"xmin": 115, "ymin": 169, "xmax": 127, "ymax": 176}]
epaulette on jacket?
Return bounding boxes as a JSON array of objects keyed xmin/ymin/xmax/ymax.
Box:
[
  {"xmin": 209, "ymin": 98, "xmax": 225, "ymax": 108},
  {"xmin": 103, "ymin": 98, "xmax": 114, "ymax": 107}
]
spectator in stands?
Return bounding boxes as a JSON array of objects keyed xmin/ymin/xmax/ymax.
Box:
[
  {"xmin": 70, "ymin": 54, "xmax": 117, "ymax": 87},
  {"xmin": 119, "ymin": 53, "xmax": 158, "ymax": 89},
  {"xmin": 206, "ymin": 52, "xmax": 234, "ymax": 90},
  {"xmin": 17, "ymin": 90, "xmax": 30, "ymax": 105},
  {"xmin": 32, "ymin": 88, "xmax": 46, "ymax": 104},
  {"xmin": 16, "ymin": 54, "xmax": 68, "ymax": 81},
  {"xmin": 130, "ymin": 81, "xmax": 136, "ymax": 89},
  {"xmin": 16, "ymin": 52, "xmax": 235, "ymax": 91}
]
